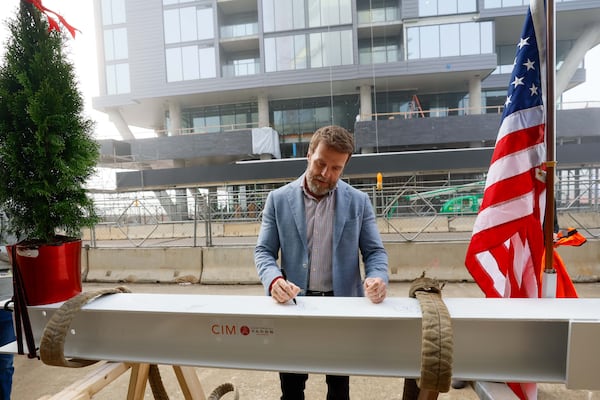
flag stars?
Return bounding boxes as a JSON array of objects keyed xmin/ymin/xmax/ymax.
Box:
[
  {"xmin": 505, "ymin": 95, "xmax": 512, "ymax": 107},
  {"xmin": 529, "ymin": 83, "xmax": 539, "ymax": 96},
  {"xmin": 523, "ymin": 58, "xmax": 535, "ymax": 71},
  {"xmin": 511, "ymin": 76, "xmax": 525, "ymax": 88},
  {"xmin": 517, "ymin": 36, "xmax": 530, "ymax": 49}
]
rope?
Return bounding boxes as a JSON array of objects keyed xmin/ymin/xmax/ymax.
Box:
[
  {"xmin": 402, "ymin": 274, "xmax": 453, "ymax": 399},
  {"xmin": 40, "ymin": 286, "xmax": 131, "ymax": 367},
  {"xmin": 208, "ymin": 382, "xmax": 239, "ymax": 400},
  {"xmin": 148, "ymin": 364, "xmax": 169, "ymax": 400}
]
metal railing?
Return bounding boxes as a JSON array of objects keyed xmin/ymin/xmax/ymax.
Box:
[
  {"xmin": 365, "ymin": 100, "xmax": 600, "ymax": 120},
  {"xmin": 152, "ymin": 122, "xmax": 259, "ymax": 137},
  {"xmin": 86, "ymin": 172, "xmax": 600, "ymax": 247}
]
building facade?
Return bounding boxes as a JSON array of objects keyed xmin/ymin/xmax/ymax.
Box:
[{"xmin": 92, "ymin": 0, "xmax": 600, "ymax": 191}]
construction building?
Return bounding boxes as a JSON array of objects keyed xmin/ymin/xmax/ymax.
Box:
[{"xmin": 91, "ymin": 0, "xmax": 600, "ymax": 193}]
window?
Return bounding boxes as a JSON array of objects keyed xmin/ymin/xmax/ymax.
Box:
[
  {"xmin": 264, "ymin": 35, "xmax": 307, "ymax": 72},
  {"xmin": 419, "ymin": 25, "xmax": 439, "ymax": 58},
  {"xmin": 419, "ymin": 0, "xmax": 436, "ymax": 16},
  {"xmin": 459, "ymin": 23, "xmax": 479, "ymax": 55},
  {"xmin": 197, "ymin": 8, "xmax": 214, "ymax": 40},
  {"xmin": 265, "ymin": 29, "xmax": 352, "ymax": 72},
  {"xmin": 101, "ymin": 0, "xmax": 126, "ymax": 25},
  {"xmin": 359, "ymin": 38, "xmax": 400, "ymax": 64},
  {"xmin": 166, "ymin": 46, "xmax": 216, "ymax": 82},
  {"xmin": 199, "ymin": 47, "xmax": 217, "ymax": 78},
  {"xmin": 407, "ymin": 21, "xmax": 494, "ymax": 60},
  {"xmin": 407, "ymin": 28, "xmax": 420, "ymax": 59},
  {"xmin": 308, "ymin": 0, "xmax": 352, "ymax": 28},
  {"xmin": 106, "ymin": 63, "xmax": 130, "ymax": 94},
  {"xmin": 439, "ymin": 25, "xmax": 459, "ymax": 58},
  {"xmin": 480, "ymin": 22, "xmax": 493, "ymax": 54},
  {"xmin": 438, "ymin": 1, "xmax": 457, "ymax": 15},
  {"xmin": 104, "ymin": 28, "xmax": 128, "ymax": 61},
  {"xmin": 164, "ymin": 6, "xmax": 214, "ymax": 44},
  {"xmin": 101, "ymin": 0, "xmax": 128, "ymax": 94},
  {"xmin": 502, "ymin": 0, "xmax": 525, "ymax": 6},
  {"xmin": 181, "ymin": 46, "xmax": 200, "ymax": 80},
  {"xmin": 483, "ymin": 0, "xmax": 502, "ymax": 7},
  {"xmin": 163, "ymin": 0, "xmax": 196, "ymax": 4},
  {"xmin": 184, "ymin": 103, "xmax": 258, "ymax": 133},
  {"xmin": 310, "ymin": 30, "xmax": 353, "ymax": 68},
  {"xmin": 262, "ymin": 0, "xmax": 352, "ymax": 32},
  {"xmin": 419, "ymin": 0, "xmax": 476, "ymax": 16},
  {"xmin": 270, "ymin": 95, "xmax": 358, "ymax": 137},
  {"xmin": 180, "ymin": 8, "xmax": 198, "ymax": 42},
  {"xmin": 262, "ymin": 0, "xmax": 305, "ymax": 32},
  {"xmin": 357, "ymin": 0, "xmax": 400, "ymax": 23},
  {"xmin": 222, "ymin": 58, "xmax": 259, "ymax": 77}
]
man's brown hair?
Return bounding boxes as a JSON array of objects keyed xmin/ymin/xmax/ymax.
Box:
[{"xmin": 308, "ymin": 125, "xmax": 355, "ymax": 161}]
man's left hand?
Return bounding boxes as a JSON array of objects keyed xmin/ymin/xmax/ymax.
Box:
[{"xmin": 364, "ymin": 277, "xmax": 386, "ymax": 304}]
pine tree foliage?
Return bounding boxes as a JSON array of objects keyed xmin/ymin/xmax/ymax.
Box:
[{"xmin": 0, "ymin": 2, "xmax": 99, "ymax": 243}]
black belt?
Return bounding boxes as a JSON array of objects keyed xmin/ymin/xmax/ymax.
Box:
[{"xmin": 306, "ymin": 290, "xmax": 334, "ymax": 297}]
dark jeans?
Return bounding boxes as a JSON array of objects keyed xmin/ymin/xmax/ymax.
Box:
[
  {"xmin": 280, "ymin": 372, "xmax": 350, "ymax": 400},
  {"xmin": 0, "ymin": 310, "xmax": 15, "ymax": 400}
]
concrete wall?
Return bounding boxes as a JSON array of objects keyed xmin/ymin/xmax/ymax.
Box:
[
  {"xmin": 84, "ymin": 247, "xmax": 203, "ymax": 283},
  {"xmin": 82, "ymin": 239, "xmax": 600, "ymax": 285}
]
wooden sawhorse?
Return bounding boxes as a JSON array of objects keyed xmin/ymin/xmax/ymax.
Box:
[{"xmin": 38, "ymin": 361, "xmax": 206, "ymax": 400}]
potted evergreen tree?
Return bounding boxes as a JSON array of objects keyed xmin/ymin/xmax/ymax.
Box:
[{"xmin": 0, "ymin": 2, "xmax": 99, "ymax": 305}]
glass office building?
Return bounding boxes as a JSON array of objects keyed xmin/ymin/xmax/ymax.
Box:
[{"xmin": 93, "ymin": 0, "xmax": 600, "ymax": 190}]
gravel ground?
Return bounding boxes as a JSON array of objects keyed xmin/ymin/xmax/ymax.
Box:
[{"xmin": 10, "ymin": 281, "xmax": 600, "ymax": 399}]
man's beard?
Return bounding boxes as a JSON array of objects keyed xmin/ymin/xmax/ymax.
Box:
[{"xmin": 307, "ymin": 172, "xmax": 334, "ymax": 196}]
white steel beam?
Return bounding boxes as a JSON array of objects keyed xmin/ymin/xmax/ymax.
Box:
[{"xmin": 2, "ymin": 294, "xmax": 600, "ymax": 390}]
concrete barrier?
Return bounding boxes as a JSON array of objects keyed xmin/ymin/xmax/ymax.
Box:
[
  {"xmin": 387, "ymin": 242, "xmax": 473, "ymax": 281},
  {"xmin": 222, "ymin": 222, "xmax": 261, "ymax": 237},
  {"xmin": 83, "ymin": 239, "xmax": 600, "ymax": 285},
  {"xmin": 556, "ymin": 240, "xmax": 600, "ymax": 281},
  {"xmin": 200, "ymin": 246, "xmax": 258, "ymax": 284},
  {"xmin": 84, "ymin": 247, "xmax": 203, "ymax": 283}
]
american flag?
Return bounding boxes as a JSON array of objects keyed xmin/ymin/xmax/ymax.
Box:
[
  {"xmin": 465, "ymin": 0, "xmax": 566, "ymax": 398},
  {"xmin": 465, "ymin": 1, "xmax": 548, "ymax": 300}
]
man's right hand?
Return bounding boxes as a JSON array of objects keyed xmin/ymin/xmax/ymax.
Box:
[{"xmin": 270, "ymin": 277, "xmax": 301, "ymax": 304}]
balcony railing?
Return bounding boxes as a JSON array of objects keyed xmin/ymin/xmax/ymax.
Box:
[
  {"xmin": 221, "ymin": 61, "xmax": 260, "ymax": 77},
  {"xmin": 357, "ymin": 7, "xmax": 399, "ymax": 24},
  {"xmin": 484, "ymin": 0, "xmax": 578, "ymax": 9},
  {"xmin": 154, "ymin": 122, "xmax": 259, "ymax": 137},
  {"xmin": 363, "ymin": 101, "xmax": 600, "ymax": 120},
  {"xmin": 220, "ymin": 22, "xmax": 258, "ymax": 39}
]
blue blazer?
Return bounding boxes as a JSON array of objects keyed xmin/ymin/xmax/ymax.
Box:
[{"xmin": 255, "ymin": 175, "xmax": 389, "ymax": 297}]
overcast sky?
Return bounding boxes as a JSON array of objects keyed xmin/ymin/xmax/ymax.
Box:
[
  {"xmin": 0, "ymin": 0, "xmax": 598, "ymax": 143},
  {"xmin": 0, "ymin": 0, "xmax": 118, "ymax": 139}
]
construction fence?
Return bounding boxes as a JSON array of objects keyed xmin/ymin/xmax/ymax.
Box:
[{"xmin": 85, "ymin": 170, "xmax": 600, "ymax": 248}]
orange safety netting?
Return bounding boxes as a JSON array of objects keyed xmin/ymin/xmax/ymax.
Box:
[{"xmin": 540, "ymin": 227, "xmax": 586, "ymax": 298}]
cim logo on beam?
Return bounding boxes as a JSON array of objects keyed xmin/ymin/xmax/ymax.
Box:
[
  {"xmin": 210, "ymin": 323, "xmax": 274, "ymax": 337},
  {"xmin": 211, "ymin": 324, "xmax": 243, "ymax": 335}
]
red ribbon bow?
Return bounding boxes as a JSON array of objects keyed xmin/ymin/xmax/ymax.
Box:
[{"xmin": 23, "ymin": 0, "xmax": 79, "ymax": 38}]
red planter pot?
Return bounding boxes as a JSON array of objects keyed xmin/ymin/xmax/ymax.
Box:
[{"xmin": 7, "ymin": 239, "xmax": 82, "ymax": 306}]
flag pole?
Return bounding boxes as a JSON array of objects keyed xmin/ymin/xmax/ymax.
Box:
[{"xmin": 542, "ymin": 0, "xmax": 557, "ymax": 297}]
